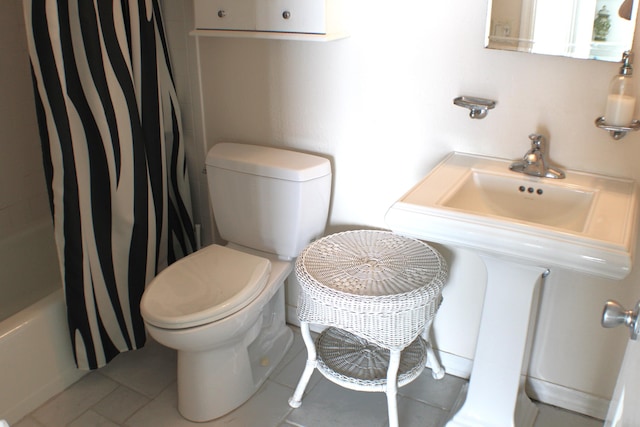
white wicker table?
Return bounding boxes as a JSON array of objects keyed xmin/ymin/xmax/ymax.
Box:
[{"xmin": 288, "ymin": 230, "xmax": 448, "ymax": 427}]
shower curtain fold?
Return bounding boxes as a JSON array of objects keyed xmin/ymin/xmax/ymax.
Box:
[{"xmin": 23, "ymin": 0, "xmax": 196, "ymax": 370}]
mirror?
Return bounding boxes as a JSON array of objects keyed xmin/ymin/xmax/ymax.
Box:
[{"xmin": 486, "ymin": 0, "xmax": 638, "ymax": 61}]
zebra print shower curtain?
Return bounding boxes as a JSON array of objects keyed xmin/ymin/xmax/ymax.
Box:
[{"xmin": 24, "ymin": 0, "xmax": 196, "ymax": 370}]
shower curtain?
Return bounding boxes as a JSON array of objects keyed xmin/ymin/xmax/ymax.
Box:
[{"xmin": 23, "ymin": 0, "xmax": 196, "ymax": 370}]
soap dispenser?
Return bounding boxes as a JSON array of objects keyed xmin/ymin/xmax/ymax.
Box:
[{"xmin": 604, "ymin": 51, "xmax": 636, "ymax": 126}]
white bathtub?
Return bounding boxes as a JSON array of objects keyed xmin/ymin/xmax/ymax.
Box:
[{"xmin": 0, "ymin": 223, "xmax": 85, "ymax": 424}]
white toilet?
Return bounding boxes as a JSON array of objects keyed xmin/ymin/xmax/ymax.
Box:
[{"xmin": 140, "ymin": 142, "xmax": 331, "ymax": 422}]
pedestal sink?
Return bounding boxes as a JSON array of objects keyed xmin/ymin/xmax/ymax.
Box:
[{"xmin": 385, "ymin": 152, "xmax": 638, "ymax": 427}]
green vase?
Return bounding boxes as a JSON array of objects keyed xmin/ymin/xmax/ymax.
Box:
[{"xmin": 593, "ymin": 5, "xmax": 611, "ymax": 41}]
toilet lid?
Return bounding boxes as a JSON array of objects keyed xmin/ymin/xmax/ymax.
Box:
[{"xmin": 140, "ymin": 244, "xmax": 271, "ymax": 329}]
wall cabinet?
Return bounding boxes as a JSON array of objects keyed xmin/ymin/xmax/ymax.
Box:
[{"xmin": 193, "ymin": 0, "xmax": 348, "ymax": 41}]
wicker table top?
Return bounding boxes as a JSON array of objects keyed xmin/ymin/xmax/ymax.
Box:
[
  {"xmin": 296, "ymin": 230, "xmax": 446, "ymax": 297},
  {"xmin": 295, "ymin": 230, "xmax": 448, "ymax": 350}
]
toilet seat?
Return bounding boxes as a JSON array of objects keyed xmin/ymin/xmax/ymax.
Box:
[{"xmin": 141, "ymin": 244, "xmax": 271, "ymax": 329}]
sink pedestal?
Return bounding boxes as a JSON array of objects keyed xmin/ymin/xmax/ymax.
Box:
[{"xmin": 447, "ymin": 257, "xmax": 546, "ymax": 427}]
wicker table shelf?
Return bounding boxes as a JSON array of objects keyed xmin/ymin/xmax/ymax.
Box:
[
  {"xmin": 288, "ymin": 230, "xmax": 448, "ymax": 427},
  {"xmin": 316, "ymin": 327, "xmax": 428, "ymax": 389}
]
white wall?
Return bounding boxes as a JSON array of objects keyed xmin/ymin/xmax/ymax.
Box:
[
  {"xmin": 0, "ymin": 0, "xmax": 50, "ymax": 239},
  {"xmin": 162, "ymin": 0, "xmax": 640, "ymax": 418}
]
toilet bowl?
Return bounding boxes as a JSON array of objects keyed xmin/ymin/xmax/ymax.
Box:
[
  {"xmin": 140, "ymin": 143, "xmax": 332, "ymax": 422},
  {"xmin": 141, "ymin": 244, "xmax": 294, "ymax": 421}
]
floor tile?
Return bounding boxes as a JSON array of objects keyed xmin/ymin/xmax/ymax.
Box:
[
  {"xmin": 98, "ymin": 339, "xmax": 176, "ymax": 399},
  {"xmin": 125, "ymin": 379, "xmax": 294, "ymax": 427},
  {"xmin": 285, "ymin": 378, "xmax": 390, "ymax": 427},
  {"xmin": 122, "ymin": 382, "xmax": 195, "ymax": 427},
  {"xmin": 11, "ymin": 416, "xmax": 45, "ymax": 427},
  {"xmin": 92, "ymin": 385, "xmax": 150, "ymax": 424},
  {"xmin": 397, "ymin": 368, "xmax": 466, "ymax": 410},
  {"xmin": 30, "ymin": 373, "xmax": 119, "ymax": 426},
  {"xmin": 396, "ymin": 396, "xmax": 448, "ymax": 427},
  {"xmin": 67, "ymin": 410, "xmax": 119, "ymax": 427},
  {"xmin": 208, "ymin": 380, "xmax": 295, "ymax": 427},
  {"xmin": 534, "ymin": 403, "xmax": 603, "ymax": 427}
]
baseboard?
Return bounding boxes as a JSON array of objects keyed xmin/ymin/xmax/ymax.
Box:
[
  {"xmin": 432, "ymin": 350, "xmax": 473, "ymax": 380},
  {"xmin": 438, "ymin": 354, "xmax": 610, "ymax": 420},
  {"xmin": 286, "ymin": 304, "xmax": 300, "ymax": 329},
  {"xmin": 526, "ymin": 377, "xmax": 609, "ymax": 420}
]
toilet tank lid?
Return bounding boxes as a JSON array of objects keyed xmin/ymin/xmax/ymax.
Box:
[{"xmin": 206, "ymin": 143, "xmax": 331, "ymax": 182}]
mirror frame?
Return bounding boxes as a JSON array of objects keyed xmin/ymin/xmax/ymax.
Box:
[{"xmin": 486, "ymin": 0, "xmax": 638, "ymax": 62}]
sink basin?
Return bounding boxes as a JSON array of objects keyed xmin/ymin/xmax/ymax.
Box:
[
  {"xmin": 441, "ymin": 170, "xmax": 594, "ymax": 232},
  {"xmin": 386, "ymin": 152, "xmax": 638, "ymax": 279}
]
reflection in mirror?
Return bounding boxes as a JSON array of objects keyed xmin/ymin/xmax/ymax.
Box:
[{"xmin": 486, "ymin": 0, "xmax": 638, "ymax": 62}]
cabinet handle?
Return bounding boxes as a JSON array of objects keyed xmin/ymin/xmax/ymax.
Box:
[
  {"xmin": 282, "ymin": 10, "xmax": 291, "ymax": 19},
  {"xmin": 217, "ymin": 10, "xmax": 226, "ymax": 18}
]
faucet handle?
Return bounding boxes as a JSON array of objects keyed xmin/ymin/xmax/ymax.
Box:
[{"xmin": 528, "ymin": 133, "xmax": 545, "ymax": 149}]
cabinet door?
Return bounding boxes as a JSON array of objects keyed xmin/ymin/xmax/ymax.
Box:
[
  {"xmin": 256, "ymin": 0, "xmax": 326, "ymax": 34},
  {"xmin": 194, "ymin": 0, "xmax": 256, "ymax": 31}
]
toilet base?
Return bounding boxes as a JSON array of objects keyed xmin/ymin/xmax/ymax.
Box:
[{"xmin": 176, "ymin": 288, "xmax": 293, "ymax": 422}]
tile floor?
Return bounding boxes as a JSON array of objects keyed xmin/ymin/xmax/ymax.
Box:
[{"xmin": 14, "ymin": 326, "xmax": 603, "ymax": 427}]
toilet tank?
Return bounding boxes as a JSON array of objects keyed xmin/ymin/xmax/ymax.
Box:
[{"xmin": 205, "ymin": 143, "xmax": 332, "ymax": 260}]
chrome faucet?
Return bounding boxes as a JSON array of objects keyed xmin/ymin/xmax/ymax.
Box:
[{"xmin": 509, "ymin": 134, "xmax": 565, "ymax": 179}]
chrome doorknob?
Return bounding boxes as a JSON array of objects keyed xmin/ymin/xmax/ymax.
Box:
[{"xmin": 602, "ymin": 300, "xmax": 640, "ymax": 340}]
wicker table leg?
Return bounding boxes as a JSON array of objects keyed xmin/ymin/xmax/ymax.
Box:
[
  {"xmin": 385, "ymin": 349, "xmax": 401, "ymax": 427},
  {"xmin": 288, "ymin": 322, "xmax": 317, "ymax": 408},
  {"xmin": 423, "ymin": 324, "xmax": 445, "ymax": 380}
]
